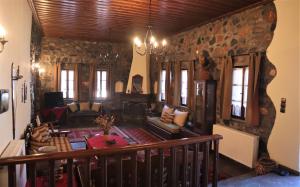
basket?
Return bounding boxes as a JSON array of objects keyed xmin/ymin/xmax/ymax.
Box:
[{"xmin": 255, "ymin": 157, "xmax": 277, "ymax": 175}]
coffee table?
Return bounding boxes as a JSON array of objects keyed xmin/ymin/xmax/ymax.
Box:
[{"xmin": 86, "ymin": 134, "xmax": 129, "ymax": 149}]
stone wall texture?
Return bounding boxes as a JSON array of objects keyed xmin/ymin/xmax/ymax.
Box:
[
  {"xmin": 37, "ymin": 38, "xmax": 132, "ymax": 108},
  {"xmin": 156, "ymin": 2, "xmax": 277, "ymax": 154}
]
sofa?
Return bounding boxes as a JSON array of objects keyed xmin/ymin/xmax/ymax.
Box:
[
  {"xmin": 146, "ymin": 104, "xmax": 198, "ymax": 139},
  {"xmin": 66, "ymin": 101, "xmax": 103, "ymax": 127}
]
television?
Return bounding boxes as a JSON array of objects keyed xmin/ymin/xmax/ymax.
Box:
[
  {"xmin": 44, "ymin": 92, "xmax": 64, "ymax": 108},
  {"xmin": 0, "ymin": 89, "xmax": 9, "ymax": 114}
]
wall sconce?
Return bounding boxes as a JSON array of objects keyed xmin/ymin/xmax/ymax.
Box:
[
  {"xmin": 0, "ymin": 25, "xmax": 8, "ymax": 53},
  {"xmin": 31, "ymin": 62, "xmax": 40, "ymax": 71}
]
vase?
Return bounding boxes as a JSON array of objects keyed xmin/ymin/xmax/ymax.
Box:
[{"xmin": 103, "ymin": 129, "xmax": 109, "ymax": 135}]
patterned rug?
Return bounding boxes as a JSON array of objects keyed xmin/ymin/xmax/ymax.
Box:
[
  {"xmin": 120, "ymin": 128, "xmax": 162, "ymax": 144},
  {"xmin": 64, "ymin": 126, "xmax": 130, "ymax": 143},
  {"xmin": 64, "ymin": 126, "xmax": 159, "ymax": 145}
]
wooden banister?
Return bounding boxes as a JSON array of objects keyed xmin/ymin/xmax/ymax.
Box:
[
  {"xmin": 0, "ymin": 135, "xmax": 222, "ymax": 187},
  {"xmin": 0, "ymin": 135, "xmax": 222, "ymax": 166}
]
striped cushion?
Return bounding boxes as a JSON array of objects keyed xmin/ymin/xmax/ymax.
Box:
[
  {"xmin": 50, "ymin": 137, "xmax": 72, "ymax": 152},
  {"xmin": 31, "ymin": 124, "xmax": 50, "ymax": 143},
  {"xmin": 160, "ymin": 112, "xmax": 175, "ymax": 123}
]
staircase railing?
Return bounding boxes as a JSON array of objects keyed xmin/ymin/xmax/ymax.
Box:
[{"xmin": 0, "ymin": 134, "xmax": 222, "ymax": 187}]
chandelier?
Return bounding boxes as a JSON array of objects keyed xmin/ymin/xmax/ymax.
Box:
[
  {"xmin": 99, "ymin": 28, "xmax": 119, "ymax": 63},
  {"xmin": 133, "ymin": 0, "xmax": 167, "ymax": 56}
]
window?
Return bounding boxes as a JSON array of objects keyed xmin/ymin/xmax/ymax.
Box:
[
  {"xmin": 61, "ymin": 70, "xmax": 74, "ymax": 99},
  {"xmin": 180, "ymin": 70, "xmax": 188, "ymax": 105},
  {"xmin": 160, "ymin": 70, "xmax": 166, "ymax": 101},
  {"xmin": 96, "ymin": 70, "xmax": 107, "ymax": 98},
  {"xmin": 231, "ymin": 66, "xmax": 249, "ymax": 119}
]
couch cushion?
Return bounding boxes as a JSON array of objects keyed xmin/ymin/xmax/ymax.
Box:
[
  {"xmin": 147, "ymin": 116, "xmax": 180, "ymax": 133},
  {"xmin": 161, "ymin": 105, "xmax": 174, "ymax": 118},
  {"xmin": 173, "ymin": 109, "xmax": 189, "ymax": 127},
  {"xmin": 80, "ymin": 102, "xmax": 90, "ymax": 111},
  {"xmin": 68, "ymin": 102, "xmax": 78, "ymax": 112},
  {"xmin": 68, "ymin": 111, "xmax": 99, "ymax": 118},
  {"xmin": 31, "ymin": 124, "xmax": 50, "ymax": 143},
  {"xmin": 91, "ymin": 102, "xmax": 102, "ymax": 112},
  {"xmin": 160, "ymin": 111, "xmax": 175, "ymax": 123}
]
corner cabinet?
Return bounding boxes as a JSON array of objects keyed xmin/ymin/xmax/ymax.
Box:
[{"xmin": 193, "ymin": 80, "xmax": 216, "ymax": 134}]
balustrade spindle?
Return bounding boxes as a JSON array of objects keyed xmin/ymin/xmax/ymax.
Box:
[
  {"xmin": 170, "ymin": 147, "xmax": 177, "ymax": 187},
  {"xmin": 29, "ymin": 163, "xmax": 37, "ymax": 187},
  {"xmin": 131, "ymin": 152, "xmax": 138, "ymax": 187},
  {"xmin": 182, "ymin": 145, "xmax": 188, "ymax": 187},
  {"xmin": 202, "ymin": 142, "xmax": 210, "ymax": 187},
  {"xmin": 48, "ymin": 160, "xmax": 55, "ymax": 187},
  {"xmin": 193, "ymin": 143, "xmax": 200, "ymax": 187},
  {"xmin": 8, "ymin": 164, "xmax": 16, "ymax": 187},
  {"xmin": 100, "ymin": 156, "xmax": 108, "ymax": 187},
  {"xmin": 117, "ymin": 155, "xmax": 123, "ymax": 187},
  {"xmin": 213, "ymin": 140, "xmax": 220, "ymax": 187},
  {"xmin": 67, "ymin": 158, "xmax": 73, "ymax": 187},
  {"xmin": 145, "ymin": 149, "xmax": 151, "ymax": 187},
  {"xmin": 158, "ymin": 148, "xmax": 164, "ymax": 187}
]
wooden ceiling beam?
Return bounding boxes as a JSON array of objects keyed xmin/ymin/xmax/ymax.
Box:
[{"xmin": 27, "ymin": 0, "xmax": 44, "ymax": 35}]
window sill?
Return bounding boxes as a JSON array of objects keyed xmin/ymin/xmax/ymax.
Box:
[{"xmin": 231, "ymin": 118, "xmax": 246, "ymax": 124}]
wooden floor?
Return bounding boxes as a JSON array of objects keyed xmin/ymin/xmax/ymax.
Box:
[{"xmin": 215, "ymin": 173, "xmax": 300, "ymax": 187}]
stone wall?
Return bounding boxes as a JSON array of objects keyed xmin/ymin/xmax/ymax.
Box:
[
  {"xmin": 153, "ymin": 2, "xmax": 277, "ymax": 154},
  {"xmin": 30, "ymin": 19, "xmax": 43, "ymax": 118},
  {"xmin": 37, "ymin": 37, "xmax": 132, "ymax": 109}
]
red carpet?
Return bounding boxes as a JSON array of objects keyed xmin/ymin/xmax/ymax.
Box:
[
  {"xmin": 120, "ymin": 128, "xmax": 161, "ymax": 144},
  {"xmin": 65, "ymin": 126, "xmax": 126, "ymax": 142}
]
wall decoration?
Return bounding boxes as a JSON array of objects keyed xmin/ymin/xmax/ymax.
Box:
[
  {"xmin": 131, "ymin": 74, "xmax": 143, "ymax": 93},
  {"xmin": 21, "ymin": 81, "xmax": 28, "ymax": 103},
  {"xmin": 11, "ymin": 63, "xmax": 23, "ymax": 139},
  {"xmin": 0, "ymin": 89, "xmax": 9, "ymax": 114}
]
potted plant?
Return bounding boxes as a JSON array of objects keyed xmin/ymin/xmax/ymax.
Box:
[{"xmin": 95, "ymin": 114, "xmax": 115, "ymax": 135}]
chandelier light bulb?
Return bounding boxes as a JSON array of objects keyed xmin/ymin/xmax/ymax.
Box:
[
  {"xmin": 154, "ymin": 41, "xmax": 158, "ymax": 48},
  {"xmin": 39, "ymin": 68, "xmax": 45, "ymax": 73},
  {"xmin": 134, "ymin": 37, "xmax": 142, "ymax": 47},
  {"xmin": 0, "ymin": 25, "xmax": 6, "ymax": 39},
  {"xmin": 162, "ymin": 39, "xmax": 167, "ymax": 47},
  {"xmin": 150, "ymin": 36, "xmax": 156, "ymax": 44}
]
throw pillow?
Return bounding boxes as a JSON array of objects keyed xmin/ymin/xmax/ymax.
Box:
[
  {"xmin": 32, "ymin": 124, "xmax": 50, "ymax": 143},
  {"xmin": 80, "ymin": 102, "xmax": 90, "ymax": 111},
  {"xmin": 173, "ymin": 109, "xmax": 189, "ymax": 127},
  {"xmin": 160, "ymin": 111, "xmax": 175, "ymax": 123},
  {"xmin": 68, "ymin": 102, "xmax": 78, "ymax": 112},
  {"xmin": 160, "ymin": 105, "xmax": 174, "ymax": 118},
  {"xmin": 91, "ymin": 102, "xmax": 102, "ymax": 112}
]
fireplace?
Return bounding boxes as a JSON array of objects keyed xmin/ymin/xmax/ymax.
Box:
[{"xmin": 120, "ymin": 93, "xmax": 149, "ymax": 125}]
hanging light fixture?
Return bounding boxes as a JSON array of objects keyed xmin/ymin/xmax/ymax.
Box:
[
  {"xmin": 0, "ymin": 25, "xmax": 8, "ymax": 53},
  {"xmin": 99, "ymin": 28, "xmax": 119, "ymax": 63},
  {"xmin": 133, "ymin": 0, "xmax": 167, "ymax": 56}
]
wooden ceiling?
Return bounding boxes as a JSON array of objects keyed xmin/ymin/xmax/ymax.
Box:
[{"xmin": 30, "ymin": 0, "xmax": 269, "ymax": 42}]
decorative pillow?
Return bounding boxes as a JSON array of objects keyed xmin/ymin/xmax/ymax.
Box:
[
  {"xmin": 32, "ymin": 124, "xmax": 50, "ymax": 143},
  {"xmin": 160, "ymin": 105, "xmax": 174, "ymax": 118},
  {"xmin": 80, "ymin": 102, "xmax": 90, "ymax": 111},
  {"xmin": 173, "ymin": 109, "xmax": 189, "ymax": 127},
  {"xmin": 160, "ymin": 111, "xmax": 175, "ymax": 123},
  {"xmin": 91, "ymin": 102, "xmax": 102, "ymax": 112},
  {"xmin": 68, "ymin": 102, "xmax": 78, "ymax": 112}
]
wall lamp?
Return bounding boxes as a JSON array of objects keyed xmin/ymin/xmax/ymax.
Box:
[{"xmin": 0, "ymin": 25, "xmax": 8, "ymax": 53}]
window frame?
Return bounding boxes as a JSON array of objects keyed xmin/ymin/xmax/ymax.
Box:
[
  {"xmin": 96, "ymin": 70, "xmax": 108, "ymax": 99},
  {"xmin": 231, "ymin": 65, "xmax": 249, "ymax": 120},
  {"xmin": 160, "ymin": 69, "xmax": 166, "ymax": 101},
  {"xmin": 180, "ymin": 69, "xmax": 188, "ymax": 106},
  {"xmin": 61, "ymin": 69, "xmax": 75, "ymax": 99}
]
